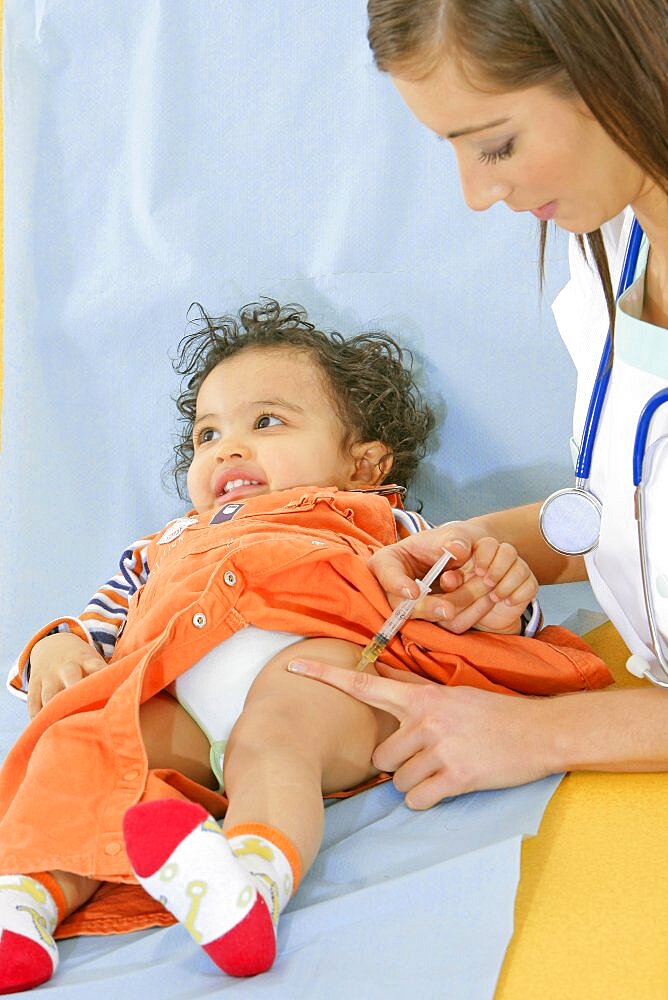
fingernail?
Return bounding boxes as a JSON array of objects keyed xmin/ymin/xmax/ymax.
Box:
[
  {"xmin": 402, "ymin": 586, "xmax": 417, "ymax": 599},
  {"xmin": 483, "ymin": 577, "xmax": 495, "ymax": 587},
  {"xmin": 287, "ymin": 660, "xmax": 307, "ymax": 674},
  {"xmin": 489, "ymin": 592, "xmax": 500, "ymax": 603},
  {"xmin": 449, "ymin": 539, "xmax": 467, "ymax": 550},
  {"xmin": 435, "ymin": 605, "xmax": 451, "ymax": 620}
]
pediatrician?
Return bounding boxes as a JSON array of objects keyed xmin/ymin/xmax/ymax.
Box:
[{"xmin": 287, "ymin": 0, "xmax": 668, "ymax": 808}]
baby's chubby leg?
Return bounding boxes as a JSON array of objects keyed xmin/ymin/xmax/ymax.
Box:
[
  {"xmin": 223, "ymin": 636, "xmax": 398, "ymax": 869},
  {"xmin": 122, "ymin": 637, "xmax": 397, "ymax": 978}
]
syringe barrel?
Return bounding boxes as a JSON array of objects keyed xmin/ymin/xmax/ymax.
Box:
[{"xmin": 377, "ymin": 597, "xmax": 417, "ymax": 642}]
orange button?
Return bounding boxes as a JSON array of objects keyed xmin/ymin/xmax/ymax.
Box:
[{"xmin": 104, "ymin": 842, "xmax": 122, "ymax": 855}]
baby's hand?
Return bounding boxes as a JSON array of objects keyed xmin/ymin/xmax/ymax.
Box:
[
  {"xmin": 438, "ymin": 537, "xmax": 538, "ymax": 635},
  {"xmin": 27, "ymin": 632, "xmax": 107, "ymax": 719}
]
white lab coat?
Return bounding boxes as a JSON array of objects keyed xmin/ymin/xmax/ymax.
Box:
[{"xmin": 552, "ymin": 208, "xmax": 668, "ymax": 673}]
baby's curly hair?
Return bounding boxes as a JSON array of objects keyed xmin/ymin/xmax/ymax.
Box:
[{"xmin": 171, "ymin": 298, "xmax": 435, "ymax": 499}]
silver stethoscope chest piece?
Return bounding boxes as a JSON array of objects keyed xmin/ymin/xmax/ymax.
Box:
[{"xmin": 538, "ymin": 486, "xmax": 602, "ymax": 556}]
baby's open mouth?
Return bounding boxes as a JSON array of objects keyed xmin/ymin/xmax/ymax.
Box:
[{"xmin": 220, "ymin": 478, "xmax": 261, "ymax": 496}]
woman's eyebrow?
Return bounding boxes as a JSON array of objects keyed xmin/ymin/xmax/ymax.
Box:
[{"xmin": 446, "ymin": 117, "xmax": 510, "ymax": 139}]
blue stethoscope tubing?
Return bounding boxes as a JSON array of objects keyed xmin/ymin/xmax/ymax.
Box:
[{"xmin": 575, "ymin": 218, "xmax": 644, "ymax": 481}]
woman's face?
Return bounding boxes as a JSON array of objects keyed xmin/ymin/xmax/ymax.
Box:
[{"xmin": 391, "ymin": 58, "xmax": 649, "ymax": 234}]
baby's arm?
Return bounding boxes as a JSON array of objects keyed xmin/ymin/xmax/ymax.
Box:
[{"xmin": 7, "ymin": 533, "xmax": 154, "ymax": 707}]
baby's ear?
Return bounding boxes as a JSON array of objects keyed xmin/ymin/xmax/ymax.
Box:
[{"xmin": 348, "ymin": 440, "xmax": 393, "ymax": 487}]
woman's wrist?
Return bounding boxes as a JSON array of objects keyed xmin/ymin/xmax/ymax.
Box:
[{"xmin": 542, "ymin": 687, "xmax": 668, "ymax": 775}]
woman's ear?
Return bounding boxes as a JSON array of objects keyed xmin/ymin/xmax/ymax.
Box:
[{"xmin": 347, "ymin": 440, "xmax": 393, "ymax": 487}]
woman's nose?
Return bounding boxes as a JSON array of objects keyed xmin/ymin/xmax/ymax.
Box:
[{"xmin": 455, "ymin": 155, "xmax": 511, "ymax": 212}]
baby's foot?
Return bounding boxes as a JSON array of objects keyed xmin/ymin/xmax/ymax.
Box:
[
  {"xmin": 0, "ymin": 876, "xmax": 59, "ymax": 994},
  {"xmin": 123, "ymin": 800, "xmax": 278, "ymax": 976}
]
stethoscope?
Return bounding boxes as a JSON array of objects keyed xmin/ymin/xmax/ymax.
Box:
[{"xmin": 538, "ymin": 217, "xmax": 668, "ymax": 686}]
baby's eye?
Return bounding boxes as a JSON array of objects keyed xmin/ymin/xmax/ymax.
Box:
[
  {"xmin": 255, "ymin": 413, "xmax": 283, "ymax": 429},
  {"xmin": 196, "ymin": 427, "xmax": 219, "ymax": 445},
  {"xmin": 477, "ymin": 139, "xmax": 515, "ymax": 165}
]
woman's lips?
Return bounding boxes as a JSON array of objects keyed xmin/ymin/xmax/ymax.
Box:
[{"xmin": 531, "ymin": 200, "xmax": 557, "ymax": 221}]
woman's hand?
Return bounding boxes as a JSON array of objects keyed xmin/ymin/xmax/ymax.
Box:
[
  {"xmin": 286, "ymin": 659, "xmax": 556, "ymax": 808},
  {"xmin": 27, "ymin": 632, "xmax": 107, "ymax": 718},
  {"xmin": 370, "ymin": 525, "xmax": 538, "ymax": 634}
]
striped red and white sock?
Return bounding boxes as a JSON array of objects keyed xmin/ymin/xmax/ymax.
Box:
[
  {"xmin": 123, "ymin": 800, "xmax": 301, "ymax": 977},
  {"xmin": 0, "ymin": 873, "xmax": 65, "ymax": 994}
]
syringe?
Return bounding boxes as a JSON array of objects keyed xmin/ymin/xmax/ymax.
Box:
[{"xmin": 355, "ymin": 548, "xmax": 456, "ymax": 672}]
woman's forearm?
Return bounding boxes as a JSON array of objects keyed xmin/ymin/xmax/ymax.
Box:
[
  {"xmin": 545, "ymin": 687, "xmax": 668, "ymax": 773},
  {"xmin": 462, "ymin": 502, "xmax": 587, "ymax": 585}
]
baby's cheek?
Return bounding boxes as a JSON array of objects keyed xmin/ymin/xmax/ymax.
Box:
[{"xmin": 186, "ymin": 464, "xmax": 203, "ymax": 506}]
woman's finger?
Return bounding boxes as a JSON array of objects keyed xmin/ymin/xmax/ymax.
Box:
[
  {"xmin": 437, "ymin": 567, "xmax": 467, "ymax": 593},
  {"xmin": 369, "ymin": 534, "xmax": 472, "ymax": 601},
  {"xmin": 287, "ymin": 658, "xmax": 421, "ymax": 721},
  {"xmin": 370, "ymin": 720, "xmax": 427, "ymax": 774},
  {"xmin": 436, "ymin": 592, "xmax": 497, "ymax": 634},
  {"xmin": 373, "ymin": 661, "xmax": 432, "ymax": 685},
  {"xmin": 404, "ymin": 772, "xmax": 455, "ymax": 811}
]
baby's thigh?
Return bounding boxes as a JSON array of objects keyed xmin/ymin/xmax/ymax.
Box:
[
  {"xmin": 239, "ymin": 636, "xmax": 398, "ymax": 792},
  {"xmin": 139, "ymin": 692, "xmax": 217, "ymax": 790}
]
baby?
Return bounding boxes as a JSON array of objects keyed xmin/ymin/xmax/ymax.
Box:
[{"xmin": 0, "ymin": 300, "xmax": 610, "ymax": 990}]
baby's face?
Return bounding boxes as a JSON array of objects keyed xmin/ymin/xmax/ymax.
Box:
[{"xmin": 186, "ymin": 347, "xmax": 362, "ymax": 512}]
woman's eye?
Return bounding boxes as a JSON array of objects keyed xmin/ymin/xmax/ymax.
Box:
[
  {"xmin": 255, "ymin": 414, "xmax": 282, "ymax": 429},
  {"xmin": 477, "ymin": 139, "xmax": 515, "ymax": 165}
]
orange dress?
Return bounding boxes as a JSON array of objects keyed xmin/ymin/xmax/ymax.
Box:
[{"xmin": 0, "ymin": 487, "xmax": 612, "ymax": 937}]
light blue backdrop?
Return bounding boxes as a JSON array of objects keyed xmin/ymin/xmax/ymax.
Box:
[{"xmin": 0, "ymin": 1, "xmax": 584, "ymax": 662}]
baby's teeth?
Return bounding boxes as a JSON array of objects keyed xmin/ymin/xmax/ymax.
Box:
[{"xmin": 224, "ymin": 479, "xmax": 258, "ymax": 493}]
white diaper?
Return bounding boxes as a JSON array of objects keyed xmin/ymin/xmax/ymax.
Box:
[{"xmin": 173, "ymin": 626, "xmax": 304, "ymax": 788}]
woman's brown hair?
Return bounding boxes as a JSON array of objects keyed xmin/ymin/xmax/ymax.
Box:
[{"xmin": 367, "ymin": 0, "xmax": 668, "ymax": 324}]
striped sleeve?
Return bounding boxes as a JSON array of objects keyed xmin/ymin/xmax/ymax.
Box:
[
  {"xmin": 392, "ymin": 507, "xmax": 433, "ymax": 537},
  {"xmin": 6, "ymin": 533, "xmax": 155, "ymax": 699},
  {"xmin": 78, "ymin": 537, "xmax": 153, "ymax": 659}
]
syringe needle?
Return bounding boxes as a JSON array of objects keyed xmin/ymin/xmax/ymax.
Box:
[{"xmin": 355, "ymin": 548, "xmax": 455, "ymax": 671}]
